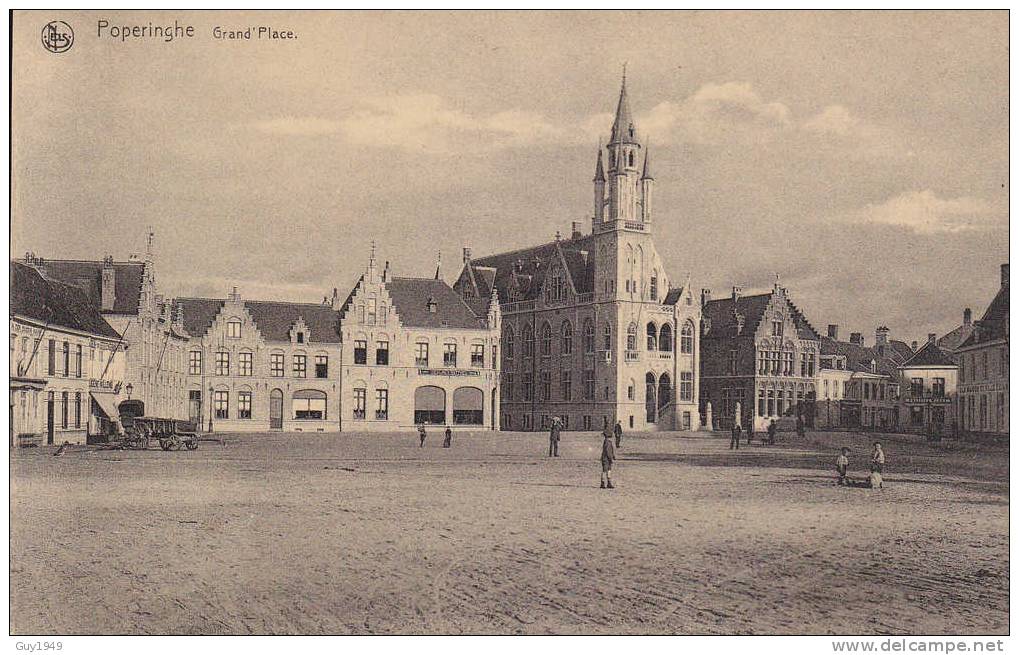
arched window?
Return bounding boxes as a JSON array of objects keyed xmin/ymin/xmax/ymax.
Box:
[
  {"xmin": 414, "ymin": 386, "xmax": 446, "ymax": 425},
  {"xmin": 453, "ymin": 387, "xmax": 484, "ymax": 425},
  {"xmin": 658, "ymin": 373, "xmax": 672, "ymax": 412},
  {"xmin": 504, "ymin": 327, "xmax": 514, "ymax": 359},
  {"xmin": 603, "ymin": 323, "xmax": 612, "ymax": 351},
  {"xmin": 583, "ymin": 319, "xmax": 595, "ymax": 353},
  {"xmin": 561, "ymin": 320, "xmax": 573, "ymax": 355},
  {"xmin": 626, "ymin": 323, "xmax": 638, "ymax": 351},
  {"xmin": 540, "ymin": 322, "xmax": 552, "ymax": 356},
  {"xmin": 646, "ymin": 322, "xmax": 657, "ymax": 351},
  {"xmin": 681, "ymin": 322, "xmax": 694, "ymax": 354},
  {"xmin": 646, "ymin": 372, "xmax": 657, "ymax": 424},
  {"xmin": 523, "ymin": 324, "xmax": 534, "ymax": 358},
  {"xmin": 659, "ymin": 323, "xmax": 673, "ymax": 352}
]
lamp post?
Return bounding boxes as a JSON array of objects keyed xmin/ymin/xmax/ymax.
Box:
[{"xmin": 208, "ymin": 386, "xmax": 214, "ymax": 433}]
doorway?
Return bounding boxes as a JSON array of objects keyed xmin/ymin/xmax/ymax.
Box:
[
  {"xmin": 188, "ymin": 390, "xmax": 203, "ymax": 426},
  {"xmin": 269, "ymin": 389, "xmax": 283, "ymax": 430}
]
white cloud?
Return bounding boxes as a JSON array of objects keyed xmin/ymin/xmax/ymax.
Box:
[
  {"xmin": 250, "ymin": 116, "xmax": 341, "ymax": 136},
  {"xmin": 853, "ymin": 190, "xmax": 999, "ymax": 234},
  {"xmin": 801, "ymin": 104, "xmax": 909, "ymax": 159}
]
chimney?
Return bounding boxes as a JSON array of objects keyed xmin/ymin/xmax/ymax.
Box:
[
  {"xmin": 228, "ymin": 286, "xmax": 240, "ymax": 302},
  {"xmin": 911, "ymin": 340, "xmax": 918, "ymax": 352},
  {"xmin": 732, "ymin": 285, "xmax": 742, "ymax": 304},
  {"xmin": 330, "ymin": 287, "xmax": 340, "ymax": 310},
  {"xmin": 849, "ymin": 332, "xmax": 863, "ymax": 346},
  {"xmin": 701, "ymin": 288, "xmax": 712, "ymax": 307},
  {"xmin": 964, "ymin": 308, "xmax": 972, "ymax": 326},
  {"xmin": 462, "ymin": 247, "xmax": 471, "ymax": 263},
  {"xmin": 875, "ymin": 326, "xmax": 889, "ymax": 346},
  {"xmin": 101, "ymin": 255, "xmax": 116, "ymax": 311},
  {"xmin": 571, "ymin": 221, "xmax": 581, "ymax": 239},
  {"xmin": 928, "ymin": 332, "xmax": 937, "ymax": 344},
  {"xmin": 383, "ymin": 260, "xmax": 391, "ymax": 283},
  {"xmin": 1001, "ymin": 263, "xmax": 1009, "ymax": 287},
  {"xmin": 827, "ymin": 324, "xmax": 839, "ymax": 340},
  {"xmin": 175, "ymin": 302, "xmax": 184, "ymax": 326}
]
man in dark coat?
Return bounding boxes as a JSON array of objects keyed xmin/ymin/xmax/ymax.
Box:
[
  {"xmin": 548, "ymin": 418, "xmax": 561, "ymax": 457},
  {"xmin": 418, "ymin": 425, "xmax": 427, "ymax": 448},
  {"xmin": 600, "ymin": 429, "xmax": 616, "ymax": 489},
  {"xmin": 730, "ymin": 423, "xmax": 742, "ymax": 450},
  {"xmin": 443, "ymin": 426, "xmax": 452, "ymax": 448},
  {"xmin": 613, "ymin": 420, "xmax": 623, "ymax": 448}
]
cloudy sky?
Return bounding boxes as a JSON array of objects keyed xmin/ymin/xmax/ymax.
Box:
[{"xmin": 12, "ymin": 10, "xmax": 1008, "ymax": 343}]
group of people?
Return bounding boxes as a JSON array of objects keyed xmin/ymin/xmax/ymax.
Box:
[
  {"xmin": 835, "ymin": 441, "xmax": 885, "ymax": 489},
  {"xmin": 547, "ymin": 417, "xmax": 623, "ymax": 489},
  {"xmin": 728, "ymin": 419, "xmax": 780, "ymax": 449},
  {"xmin": 416, "ymin": 424, "xmax": 454, "ymax": 448}
]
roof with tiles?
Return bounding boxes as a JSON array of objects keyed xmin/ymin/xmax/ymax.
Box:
[
  {"xmin": 11, "ymin": 262, "xmax": 121, "ymax": 339},
  {"xmin": 818, "ymin": 336, "xmax": 901, "ymax": 376},
  {"xmin": 466, "ymin": 234, "xmax": 597, "ymax": 304},
  {"xmin": 960, "ymin": 282, "xmax": 1009, "ymax": 349},
  {"xmin": 900, "ymin": 340, "xmax": 957, "ymax": 368},
  {"xmin": 174, "ymin": 297, "xmax": 342, "ymax": 343},
  {"xmin": 703, "ymin": 290, "xmax": 820, "ymax": 341},
  {"xmin": 385, "ymin": 277, "xmax": 487, "ymax": 330},
  {"xmin": 18, "ymin": 258, "xmax": 145, "ymax": 315}
]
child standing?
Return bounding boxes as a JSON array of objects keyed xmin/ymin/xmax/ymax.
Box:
[
  {"xmin": 835, "ymin": 447, "xmax": 850, "ymax": 486},
  {"xmin": 600, "ymin": 430, "xmax": 616, "ymax": 489}
]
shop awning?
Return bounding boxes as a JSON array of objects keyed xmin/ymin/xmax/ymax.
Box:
[{"xmin": 90, "ymin": 392, "xmax": 121, "ymax": 422}]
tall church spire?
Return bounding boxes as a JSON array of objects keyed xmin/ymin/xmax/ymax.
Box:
[
  {"xmin": 641, "ymin": 144, "xmax": 653, "ymax": 180},
  {"xmin": 610, "ymin": 70, "xmax": 637, "ymax": 146},
  {"xmin": 594, "ymin": 147, "xmax": 605, "ymax": 182}
]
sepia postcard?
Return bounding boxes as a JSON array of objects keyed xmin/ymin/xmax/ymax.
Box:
[{"xmin": 7, "ymin": 8, "xmax": 1011, "ymax": 648}]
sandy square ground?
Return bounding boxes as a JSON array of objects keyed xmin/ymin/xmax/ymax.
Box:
[{"xmin": 9, "ymin": 428, "xmax": 1008, "ymax": 635}]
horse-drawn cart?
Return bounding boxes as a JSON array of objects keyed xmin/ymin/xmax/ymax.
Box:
[{"xmin": 116, "ymin": 399, "xmax": 199, "ymax": 451}]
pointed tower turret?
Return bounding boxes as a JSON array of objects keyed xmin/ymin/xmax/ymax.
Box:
[
  {"xmin": 640, "ymin": 144, "xmax": 654, "ymax": 224},
  {"xmin": 434, "ymin": 250, "xmax": 442, "ymax": 281},
  {"xmin": 593, "ymin": 147, "xmax": 606, "ymax": 229},
  {"xmin": 603, "ymin": 71, "xmax": 643, "ymax": 227}
]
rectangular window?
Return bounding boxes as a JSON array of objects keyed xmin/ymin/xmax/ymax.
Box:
[
  {"xmin": 650, "ymin": 276, "xmax": 658, "ymax": 301},
  {"xmin": 63, "ymin": 341, "xmax": 70, "ymax": 376},
  {"xmin": 227, "ymin": 320, "xmax": 241, "ymax": 338},
  {"xmin": 293, "ymin": 354, "xmax": 307, "ymax": 378},
  {"xmin": 372, "ymin": 342, "xmax": 388, "ymax": 366},
  {"xmin": 61, "ymin": 391, "xmax": 68, "ymax": 428},
  {"xmin": 74, "ymin": 392, "xmax": 81, "ymax": 428},
  {"xmin": 376, "ymin": 389, "xmax": 389, "ymax": 420},
  {"xmin": 561, "ymin": 371, "xmax": 572, "ymax": 401},
  {"xmin": 680, "ymin": 372, "xmax": 693, "ymax": 401},
  {"xmin": 863, "ymin": 383, "xmax": 870, "ymax": 400},
  {"xmin": 48, "ymin": 339, "xmax": 55, "ymax": 376},
  {"xmin": 767, "ymin": 390, "xmax": 775, "ymax": 417},
  {"xmin": 758, "ymin": 389, "xmax": 766, "ymax": 416},
  {"xmin": 238, "ymin": 391, "xmax": 252, "ymax": 419},
  {"xmin": 415, "ymin": 342, "xmax": 429, "ymax": 367},
  {"xmin": 471, "ymin": 344, "xmax": 485, "ymax": 368},
  {"xmin": 772, "ymin": 320, "xmax": 783, "ymax": 337},
  {"xmin": 354, "ymin": 340, "xmax": 367, "ymax": 365},
  {"xmin": 443, "ymin": 343, "xmax": 457, "ymax": 367},
  {"xmin": 315, "ymin": 355, "xmax": 328, "ymax": 378},
  {"xmin": 215, "ymin": 351, "xmax": 230, "ymax": 376},
  {"xmin": 523, "ymin": 373, "xmax": 533, "ymax": 401},
  {"xmin": 583, "ymin": 415, "xmax": 592, "ymax": 431},
  {"xmin": 367, "ymin": 298, "xmax": 377, "ymax": 326},
  {"xmin": 540, "ymin": 371, "xmax": 551, "ymax": 402},
  {"xmin": 214, "ymin": 391, "xmax": 230, "ymax": 419},
  {"xmin": 504, "ymin": 372, "xmax": 514, "ymax": 402},
  {"xmin": 910, "ymin": 378, "xmax": 923, "ymax": 398},
  {"xmin": 270, "ymin": 353, "xmax": 284, "ymax": 377},
  {"xmin": 353, "ymin": 388, "xmax": 366, "ymax": 419},
  {"xmin": 932, "ymin": 377, "xmax": 945, "ymax": 398},
  {"xmin": 239, "ymin": 352, "xmax": 253, "ymax": 376},
  {"xmin": 75, "ymin": 345, "xmax": 82, "ymax": 378},
  {"xmin": 189, "ymin": 350, "xmax": 203, "ymax": 375},
  {"xmin": 729, "ymin": 349, "xmax": 738, "ymax": 376},
  {"xmin": 584, "ymin": 369, "xmax": 595, "ymax": 400}
]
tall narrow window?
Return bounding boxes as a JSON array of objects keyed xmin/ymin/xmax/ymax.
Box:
[
  {"xmin": 214, "ymin": 390, "xmax": 229, "ymax": 419},
  {"xmin": 353, "ymin": 340, "xmax": 367, "ymax": 365},
  {"xmin": 74, "ymin": 392, "xmax": 82, "ymax": 428},
  {"xmin": 270, "ymin": 353, "xmax": 284, "ymax": 377},
  {"xmin": 471, "ymin": 344, "xmax": 485, "ymax": 367},
  {"xmin": 239, "ymin": 352, "xmax": 253, "ymax": 376},
  {"xmin": 583, "ymin": 319, "xmax": 595, "ymax": 353},
  {"xmin": 215, "ymin": 351, "xmax": 230, "ymax": 376},
  {"xmin": 415, "ymin": 342, "xmax": 429, "ymax": 367},
  {"xmin": 353, "ymin": 388, "xmax": 366, "ymax": 419},
  {"xmin": 227, "ymin": 319, "xmax": 242, "ymax": 338},
  {"xmin": 540, "ymin": 323, "xmax": 552, "ymax": 356},
  {"xmin": 561, "ymin": 371, "xmax": 572, "ymax": 401},
  {"xmin": 75, "ymin": 345, "xmax": 82, "ymax": 378},
  {"xmin": 444, "ymin": 343, "xmax": 457, "ymax": 367},
  {"xmin": 315, "ymin": 355, "xmax": 329, "ymax": 378},
  {"xmin": 375, "ymin": 389, "xmax": 389, "ymax": 420},
  {"xmin": 375, "ymin": 341, "xmax": 389, "ymax": 366},
  {"xmin": 680, "ymin": 323, "xmax": 694, "ymax": 354},
  {"xmin": 238, "ymin": 391, "xmax": 252, "ymax": 419},
  {"xmin": 61, "ymin": 391, "xmax": 68, "ymax": 428},
  {"xmin": 48, "ymin": 339, "xmax": 55, "ymax": 376},
  {"xmin": 603, "ymin": 324, "xmax": 612, "ymax": 351},
  {"xmin": 523, "ymin": 325, "xmax": 534, "ymax": 358},
  {"xmin": 504, "ymin": 328, "xmax": 514, "ymax": 359},
  {"xmin": 561, "ymin": 321, "xmax": 573, "ymax": 355},
  {"xmin": 293, "ymin": 354, "xmax": 307, "ymax": 378},
  {"xmin": 63, "ymin": 341, "xmax": 70, "ymax": 377},
  {"xmin": 189, "ymin": 350, "xmax": 203, "ymax": 375}
]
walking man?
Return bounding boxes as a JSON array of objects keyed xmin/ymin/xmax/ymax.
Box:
[
  {"xmin": 870, "ymin": 442, "xmax": 885, "ymax": 489},
  {"xmin": 418, "ymin": 424, "xmax": 427, "ymax": 448},
  {"xmin": 600, "ymin": 428, "xmax": 616, "ymax": 489},
  {"xmin": 613, "ymin": 420, "xmax": 623, "ymax": 448},
  {"xmin": 443, "ymin": 425, "xmax": 452, "ymax": 448},
  {"xmin": 548, "ymin": 417, "xmax": 561, "ymax": 457},
  {"xmin": 729, "ymin": 422, "xmax": 742, "ymax": 450}
]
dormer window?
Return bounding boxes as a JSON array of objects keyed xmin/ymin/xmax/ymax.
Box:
[
  {"xmin": 227, "ymin": 319, "xmax": 242, "ymax": 339},
  {"xmin": 427, "ymin": 297, "xmax": 437, "ymax": 313},
  {"xmin": 296, "ymin": 332, "xmax": 305, "ymax": 344}
]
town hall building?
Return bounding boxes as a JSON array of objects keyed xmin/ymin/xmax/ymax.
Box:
[{"xmin": 453, "ymin": 76, "xmax": 701, "ymax": 432}]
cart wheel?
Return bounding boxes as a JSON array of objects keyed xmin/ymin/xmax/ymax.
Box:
[
  {"xmin": 185, "ymin": 439, "xmax": 198, "ymax": 451},
  {"xmin": 159, "ymin": 439, "xmax": 172, "ymax": 451}
]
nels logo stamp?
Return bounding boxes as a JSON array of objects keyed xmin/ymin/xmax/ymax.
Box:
[{"xmin": 41, "ymin": 21, "xmax": 74, "ymax": 53}]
